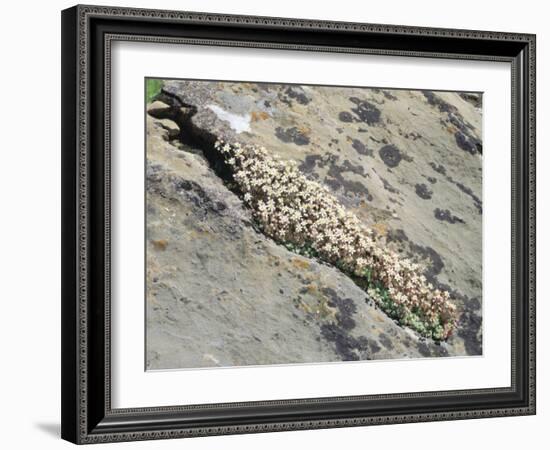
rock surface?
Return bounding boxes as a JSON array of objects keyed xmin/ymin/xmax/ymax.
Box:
[{"xmin": 146, "ymin": 80, "xmax": 483, "ymax": 370}]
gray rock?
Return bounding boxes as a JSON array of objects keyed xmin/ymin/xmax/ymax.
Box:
[
  {"xmin": 147, "ymin": 100, "xmax": 171, "ymax": 118},
  {"xmin": 155, "ymin": 118, "xmax": 180, "ymax": 139},
  {"xmin": 146, "ymin": 117, "xmax": 454, "ymax": 369},
  {"xmin": 146, "ymin": 80, "xmax": 483, "ymax": 368}
]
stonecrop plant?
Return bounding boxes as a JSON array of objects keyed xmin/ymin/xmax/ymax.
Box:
[{"xmin": 214, "ymin": 140, "xmax": 458, "ymax": 340}]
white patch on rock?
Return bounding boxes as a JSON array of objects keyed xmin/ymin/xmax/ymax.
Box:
[
  {"xmin": 207, "ymin": 104, "xmax": 251, "ymax": 133},
  {"xmin": 202, "ymin": 354, "xmax": 220, "ymax": 365}
]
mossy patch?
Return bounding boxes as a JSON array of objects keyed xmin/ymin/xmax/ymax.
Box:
[
  {"xmin": 146, "ymin": 78, "xmax": 164, "ymax": 103},
  {"xmin": 291, "ymin": 258, "xmax": 311, "ymax": 270}
]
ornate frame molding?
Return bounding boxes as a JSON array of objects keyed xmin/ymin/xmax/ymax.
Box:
[{"xmin": 61, "ymin": 4, "xmax": 536, "ymax": 444}]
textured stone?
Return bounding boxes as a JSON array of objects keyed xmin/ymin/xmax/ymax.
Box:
[
  {"xmin": 146, "ymin": 80, "xmax": 483, "ymax": 369},
  {"xmin": 147, "ymin": 100, "xmax": 171, "ymax": 117}
]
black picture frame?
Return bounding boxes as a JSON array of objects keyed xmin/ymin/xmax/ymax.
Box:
[{"xmin": 61, "ymin": 4, "xmax": 536, "ymax": 444}]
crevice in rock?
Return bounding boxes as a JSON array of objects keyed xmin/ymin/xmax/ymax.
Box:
[
  {"xmin": 151, "ymin": 90, "xmax": 239, "ymax": 191},
  {"xmin": 146, "ymin": 92, "xmax": 458, "ymax": 351}
]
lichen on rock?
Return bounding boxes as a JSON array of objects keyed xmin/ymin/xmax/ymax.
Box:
[
  {"xmin": 145, "ymin": 80, "xmax": 483, "ymax": 369},
  {"xmin": 214, "ymin": 139, "xmax": 457, "ymax": 340}
]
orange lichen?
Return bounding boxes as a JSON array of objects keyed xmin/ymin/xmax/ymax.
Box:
[
  {"xmin": 370, "ymin": 222, "xmax": 389, "ymax": 237},
  {"xmin": 291, "ymin": 258, "xmax": 311, "ymax": 270},
  {"xmin": 251, "ymin": 111, "xmax": 270, "ymax": 122},
  {"xmin": 151, "ymin": 239, "xmax": 168, "ymax": 251}
]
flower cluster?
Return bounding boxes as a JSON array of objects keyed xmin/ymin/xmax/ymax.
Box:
[{"xmin": 214, "ymin": 140, "xmax": 457, "ymax": 340}]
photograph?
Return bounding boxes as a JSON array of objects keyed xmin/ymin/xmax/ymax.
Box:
[
  {"xmin": 53, "ymin": 1, "xmax": 537, "ymax": 445},
  {"xmin": 0, "ymin": 0, "xmax": 543, "ymax": 446},
  {"xmin": 145, "ymin": 79, "xmax": 483, "ymax": 370}
]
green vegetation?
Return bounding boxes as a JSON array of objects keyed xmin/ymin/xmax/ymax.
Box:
[
  {"xmin": 146, "ymin": 78, "xmax": 163, "ymax": 103},
  {"xmin": 283, "ymin": 241, "xmax": 319, "ymax": 259},
  {"xmin": 216, "ymin": 139, "xmax": 457, "ymax": 342},
  {"xmin": 348, "ymin": 265, "xmax": 447, "ymax": 340}
]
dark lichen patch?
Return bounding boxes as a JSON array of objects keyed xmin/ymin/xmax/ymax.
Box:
[
  {"xmin": 467, "ymin": 278, "xmax": 482, "ymax": 292},
  {"xmin": 455, "ymin": 131, "xmax": 482, "ymax": 155},
  {"xmin": 416, "ymin": 341, "xmax": 432, "ymax": 357},
  {"xmin": 340, "ymin": 159, "xmax": 365, "ymax": 176},
  {"xmin": 321, "ymin": 324, "xmax": 367, "ymax": 361},
  {"xmin": 155, "ymin": 176, "xmax": 229, "ymax": 218},
  {"xmin": 459, "ymin": 92, "xmax": 482, "ymax": 108},
  {"xmin": 322, "ymin": 287, "xmax": 358, "ymax": 331},
  {"xmin": 452, "ymin": 180, "xmax": 482, "ymax": 214},
  {"xmin": 462, "ymin": 296, "xmax": 481, "ymax": 313},
  {"xmin": 416, "ymin": 340, "xmax": 449, "ymax": 358},
  {"xmin": 417, "ymin": 247, "xmax": 444, "ymax": 279},
  {"xmin": 426, "ymin": 176, "xmax": 437, "ymax": 184},
  {"xmin": 457, "ymin": 311, "xmax": 482, "ymax": 355},
  {"xmin": 378, "ymin": 333, "xmax": 394, "ymax": 351},
  {"xmin": 175, "ymin": 179, "xmax": 209, "ymax": 203},
  {"xmin": 388, "ymin": 197, "xmax": 402, "ymax": 206},
  {"xmin": 424, "ymin": 91, "xmax": 483, "ymax": 155},
  {"xmin": 374, "ymin": 220, "xmax": 397, "ymax": 242},
  {"xmin": 254, "ymin": 82, "xmax": 273, "ymax": 92},
  {"xmin": 422, "ymin": 91, "xmax": 457, "ymax": 113},
  {"xmin": 325, "ymin": 176, "xmax": 372, "ymax": 200},
  {"xmin": 429, "ymin": 163, "xmax": 482, "ymax": 213},
  {"xmin": 351, "ymin": 138, "xmax": 373, "ymax": 156},
  {"xmin": 299, "ymin": 153, "xmax": 372, "ymax": 199},
  {"xmin": 429, "ymin": 162, "xmax": 447, "ymax": 175},
  {"xmin": 316, "ymin": 288, "xmax": 375, "ymax": 361},
  {"xmin": 402, "ymin": 131, "xmax": 422, "ymax": 141},
  {"xmin": 146, "ymin": 162, "xmax": 163, "ymax": 184},
  {"xmin": 213, "ymin": 201, "xmax": 227, "ymax": 212},
  {"xmin": 380, "ymin": 176, "xmax": 400, "ymax": 194},
  {"xmin": 382, "ymin": 90, "xmax": 398, "ymax": 101},
  {"xmin": 386, "ymin": 229, "xmax": 444, "ymax": 281},
  {"xmin": 448, "ymin": 113, "xmax": 473, "ymax": 135},
  {"xmin": 369, "ymin": 136, "xmax": 388, "ymax": 145},
  {"xmin": 434, "ymin": 345, "xmax": 450, "ymax": 357},
  {"xmin": 349, "ymin": 97, "xmax": 382, "ymax": 125},
  {"xmin": 299, "ymin": 154, "xmax": 323, "ymax": 175},
  {"xmin": 368, "ymin": 340, "xmax": 381, "ymax": 354},
  {"xmin": 338, "ymin": 111, "xmax": 354, "ymax": 123},
  {"xmin": 423, "ymin": 92, "xmax": 482, "ymax": 156},
  {"xmin": 277, "ymin": 93, "xmax": 292, "ymax": 107},
  {"xmin": 281, "ymin": 86, "xmax": 311, "ymax": 105},
  {"xmin": 327, "ymin": 160, "xmax": 372, "ymax": 199},
  {"xmin": 335, "ymin": 308, "xmax": 356, "ymax": 330},
  {"xmin": 434, "ymin": 208, "xmax": 465, "ymax": 224},
  {"xmin": 379, "ymin": 144, "xmax": 402, "ymax": 168},
  {"xmin": 415, "ymin": 183, "xmax": 433, "ymax": 200},
  {"xmin": 422, "ymin": 91, "xmax": 482, "ymax": 155},
  {"xmin": 275, "ymin": 126, "xmax": 310, "ymax": 146}
]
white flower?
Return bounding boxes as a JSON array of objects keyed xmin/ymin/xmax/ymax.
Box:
[{"xmin": 212, "ymin": 139, "xmax": 457, "ymax": 340}]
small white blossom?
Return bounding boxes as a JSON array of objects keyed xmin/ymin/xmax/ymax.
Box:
[{"xmin": 214, "ymin": 139, "xmax": 457, "ymax": 340}]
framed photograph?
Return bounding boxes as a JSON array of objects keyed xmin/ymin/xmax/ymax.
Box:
[{"xmin": 61, "ymin": 4, "xmax": 536, "ymax": 444}]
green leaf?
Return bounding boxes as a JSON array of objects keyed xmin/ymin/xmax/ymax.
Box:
[{"xmin": 146, "ymin": 78, "xmax": 163, "ymax": 103}]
